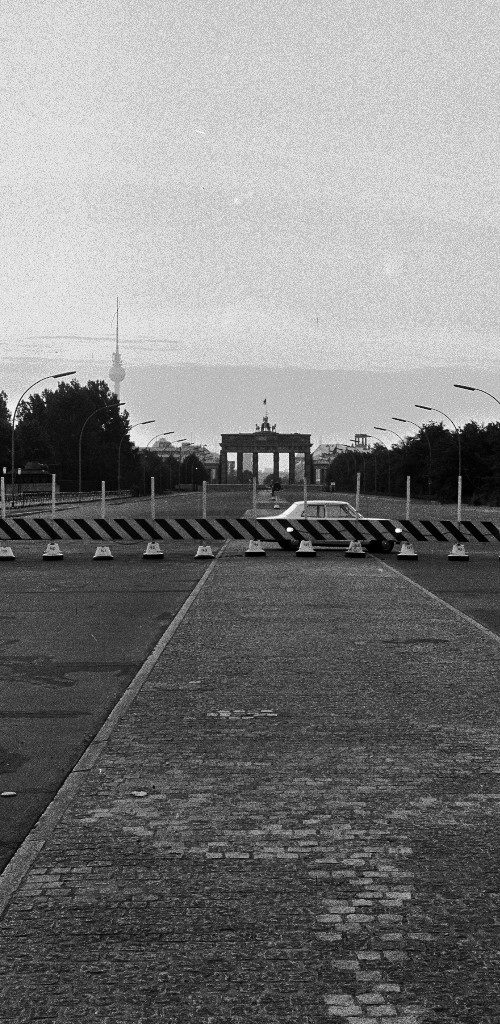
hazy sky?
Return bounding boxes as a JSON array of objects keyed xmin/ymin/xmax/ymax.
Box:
[{"xmin": 1, "ymin": 1, "xmax": 499, "ymax": 429}]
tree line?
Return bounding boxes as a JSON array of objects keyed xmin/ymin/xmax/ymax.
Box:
[
  {"xmin": 326, "ymin": 421, "xmax": 500, "ymax": 506},
  {"xmin": 0, "ymin": 380, "xmax": 207, "ymax": 493}
]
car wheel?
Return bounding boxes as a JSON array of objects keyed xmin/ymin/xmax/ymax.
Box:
[
  {"xmin": 366, "ymin": 539, "xmax": 394, "ymax": 554},
  {"xmin": 277, "ymin": 540, "xmax": 300, "ymax": 552}
]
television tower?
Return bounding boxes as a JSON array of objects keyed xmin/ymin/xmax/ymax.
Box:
[{"xmin": 109, "ymin": 298, "xmax": 125, "ymax": 399}]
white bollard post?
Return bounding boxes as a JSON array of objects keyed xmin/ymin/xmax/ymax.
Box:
[
  {"xmin": 101, "ymin": 481, "xmax": 106, "ymax": 518},
  {"xmin": 1, "ymin": 476, "xmax": 5, "ymax": 519},
  {"xmin": 51, "ymin": 474, "xmax": 56, "ymax": 517},
  {"xmin": 252, "ymin": 476, "xmax": 257, "ymax": 514},
  {"xmin": 150, "ymin": 476, "xmax": 155, "ymax": 519},
  {"xmin": 355, "ymin": 471, "xmax": 361, "ymax": 512},
  {"xmin": 457, "ymin": 475, "xmax": 462, "ymax": 523},
  {"xmin": 406, "ymin": 475, "xmax": 411, "ymax": 519},
  {"xmin": 202, "ymin": 479, "xmax": 207, "ymax": 518}
]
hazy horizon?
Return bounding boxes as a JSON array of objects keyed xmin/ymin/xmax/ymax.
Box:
[{"xmin": 2, "ymin": 357, "xmax": 499, "ymax": 453}]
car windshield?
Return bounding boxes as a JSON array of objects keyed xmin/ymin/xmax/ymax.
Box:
[{"xmin": 298, "ymin": 503, "xmax": 359, "ymax": 518}]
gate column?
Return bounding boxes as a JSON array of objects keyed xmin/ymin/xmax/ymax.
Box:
[
  {"xmin": 220, "ymin": 450, "xmax": 228, "ymax": 485},
  {"xmin": 236, "ymin": 452, "xmax": 244, "ymax": 483},
  {"xmin": 304, "ymin": 450, "xmax": 313, "ymax": 484},
  {"xmin": 252, "ymin": 451, "xmax": 259, "ymax": 479},
  {"xmin": 288, "ymin": 451, "xmax": 295, "ymax": 484},
  {"xmin": 273, "ymin": 451, "xmax": 280, "ymax": 480}
]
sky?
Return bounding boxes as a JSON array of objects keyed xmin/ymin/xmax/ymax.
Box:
[{"xmin": 1, "ymin": 0, "xmax": 498, "ymax": 446}]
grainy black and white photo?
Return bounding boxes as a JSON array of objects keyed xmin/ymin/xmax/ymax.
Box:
[{"xmin": 0, "ymin": 2, "xmax": 499, "ymax": 1022}]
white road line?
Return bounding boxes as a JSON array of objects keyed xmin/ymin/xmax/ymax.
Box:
[
  {"xmin": 376, "ymin": 556, "xmax": 500, "ymax": 646},
  {"xmin": 0, "ymin": 542, "xmax": 227, "ymax": 917}
]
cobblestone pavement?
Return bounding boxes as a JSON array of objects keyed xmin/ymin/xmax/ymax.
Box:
[{"xmin": 0, "ymin": 544, "xmax": 499, "ymax": 1022}]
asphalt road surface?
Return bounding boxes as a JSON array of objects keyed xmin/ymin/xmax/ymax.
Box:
[
  {"xmin": 1, "ymin": 488, "xmax": 498, "ymax": 874},
  {"xmin": 376, "ymin": 548, "xmax": 500, "ymax": 638},
  {"xmin": 0, "ymin": 544, "xmax": 218, "ymax": 872}
]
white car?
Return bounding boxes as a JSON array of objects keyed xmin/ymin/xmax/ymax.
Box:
[{"xmin": 256, "ymin": 500, "xmax": 399, "ymax": 553}]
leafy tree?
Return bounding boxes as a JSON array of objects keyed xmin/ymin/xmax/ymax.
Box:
[
  {"xmin": 138, "ymin": 449, "xmax": 178, "ymax": 495},
  {"xmin": 181, "ymin": 454, "xmax": 208, "ymax": 490},
  {"xmin": 15, "ymin": 379, "xmax": 139, "ymax": 490},
  {"xmin": 0, "ymin": 391, "xmax": 11, "ymax": 469},
  {"xmin": 324, "ymin": 418, "xmax": 500, "ymax": 506}
]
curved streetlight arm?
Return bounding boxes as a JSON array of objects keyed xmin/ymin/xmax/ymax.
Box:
[
  {"xmin": 392, "ymin": 417, "xmax": 421, "ymax": 430},
  {"xmin": 386, "ymin": 427, "xmax": 405, "ymax": 443},
  {"xmin": 415, "ymin": 404, "xmax": 459, "ymax": 433},
  {"xmin": 78, "ymin": 401, "xmax": 125, "ymax": 497},
  {"xmin": 146, "ymin": 431, "xmax": 174, "ymax": 448},
  {"xmin": 392, "ymin": 417, "xmax": 433, "ymax": 492},
  {"xmin": 475, "ymin": 388, "xmax": 500, "ymax": 407},
  {"xmin": 374, "ymin": 425, "xmax": 406, "ymax": 444},
  {"xmin": 416, "ymin": 404, "xmax": 461, "ymax": 477},
  {"xmin": 454, "ymin": 384, "xmax": 500, "ymax": 408},
  {"xmin": 11, "ymin": 371, "xmax": 75, "ymax": 507},
  {"xmin": 117, "ymin": 420, "xmax": 155, "ymax": 493},
  {"xmin": 372, "ymin": 429, "xmax": 392, "ymax": 494},
  {"xmin": 371, "ymin": 431, "xmax": 390, "ymax": 449},
  {"xmin": 12, "ymin": 371, "xmax": 76, "ymax": 426}
]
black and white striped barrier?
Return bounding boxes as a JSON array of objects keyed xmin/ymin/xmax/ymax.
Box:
[
  {"xmin": 0, "ymin": 517, "xmax": 500, "ymax": 563},
  {"xmin": 0, "ymin": 515, "xmax": 499, "ymax": 545}
]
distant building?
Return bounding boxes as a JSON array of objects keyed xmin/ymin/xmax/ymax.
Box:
[
  {"xmin": 353, "ymin": 433, "xmax": 370, "ymax": 449},
  {"xmin": 220, "ymin": 404, "xmax": 313, "ymax": 484},
  {"xmin": 142, "ymin": 439, "xmax": 220, "ymax": 483},
  {"xmin": 312, "ymin": 443, "xmax": 351, "ymax": 485}
]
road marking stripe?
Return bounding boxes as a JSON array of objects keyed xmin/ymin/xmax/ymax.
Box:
[
  {"xmin": 0, "ymin": 542, "xmax": 227, "ymax": 919},
  {"xmin": 377, "ymin": 557, "xmax": 500, "ymax": 646}
]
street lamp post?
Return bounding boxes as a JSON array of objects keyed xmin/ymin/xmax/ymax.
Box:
[
  {"xmin": 117, "ymin": 420, "xmax": 155, "ymax": 494},
  {"xmin": 374, "ymin": 426, "xmax": 405, "ymax": 444},
  {"xmin": 392, "ymin": 417, "xmax": 433, "ymax": 498},
  {"xmin": 415, "ymin": 404, "xmax": 462, "ymax": 520},
  {"xmin": 364, "ymin": 435, "xmax": 377, "ymax": 493},
  {"xmin": 454, "ymin": 383, "xmax": 500, "ymax": 408},
  {"xmin": 454, "ymin": 385, "xmax": 500, "ymax": 505},
  {"xmin": 347, "ymin": 441, "xmax": 359, "ymax": 493},
  {"xmin": 174, "ymin": 439, "xmax": 187, "ymax": 489},
  {"xmin": 142, "ymin": 431, "xmax": 174, "ymax": 494},
  {"xmin": 373, "ymin": 427, "xmax": 398, "ymax": 495},
  {"xmin": 78, "ymin": 401, "xmax": 124, "ymax": 500},
  {"xmin": 11, "ymin": 371, "xmax": 76, "ymax": 508},
  {"xmin": 348, "ymin": 438, "xmax": 366, "ymax": 509}
]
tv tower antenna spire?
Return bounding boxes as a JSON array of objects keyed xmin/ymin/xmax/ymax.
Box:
[{"xmin": 109, "ymin": 297, "xmax": 125, "ymax": 399}]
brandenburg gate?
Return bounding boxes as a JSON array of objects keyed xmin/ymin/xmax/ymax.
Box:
[{"xmin": 219, "ymin": 411, "xmax": 312, "ymax": 484}]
